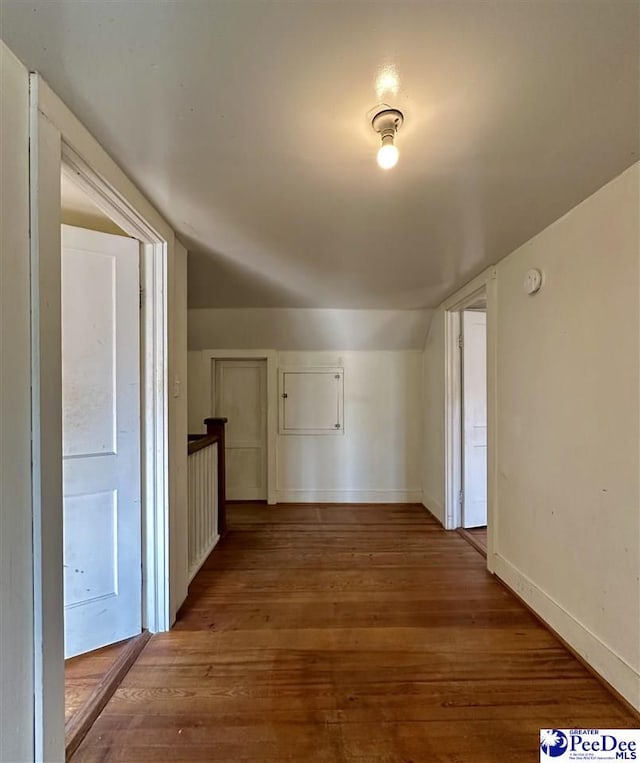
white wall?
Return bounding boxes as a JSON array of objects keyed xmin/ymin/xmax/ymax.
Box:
[
  {"xmin": 0, "ymin": 42, "xmax": 34, "ymax": 763},
  {"xmin": 423, "ymin": 163, "xmax": 640, "ymax": 709},
  {"xmin": 277, "ymin": 351, "xmax": 423, "ymax": 503},
  {"xmin": 169, "ymin": 240, "xmax": 189, "ymax": 618},
  {"xmin": 495, "ymin": 163, "xmax": 639, "ymax": 708},
  {"xmin": 188, "ymin": 308, "xmax": 432, "ymax": 351},
  {"xmin": 188, "ymin": 308, "xmax": 427, "ymax": 502},
  {"xmin": 187, "ymin": 348, "xmax": 212, "ymax": 434},
  {"xmin": 188, "ymin": 344, "xmax": 423, "ymax": 503}
]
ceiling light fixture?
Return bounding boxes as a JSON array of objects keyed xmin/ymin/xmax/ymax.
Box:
[{"xmin": 372, "ymin": 107, "xmax": 404, "ymax": 170}]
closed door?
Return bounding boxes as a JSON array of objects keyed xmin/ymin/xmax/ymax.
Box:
[
  {"xmin": 215, "ymin": 360, "xmax": 267, "ymax": 500},
  {"xmin": 462, "ymin": 310, "xmax": 487, "ymax": 528},
  {"xmin": 62, "ymin": 224, "xmax": 142, "ymax": 658}
]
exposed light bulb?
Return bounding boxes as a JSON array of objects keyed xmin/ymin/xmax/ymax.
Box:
[
  {"xmin": 377, "ymin": 136, "xmax": 399, "ymax": 169},
  {"xmin": 371, "ymin": 107, "xmax": 404, "ymax": 171}
]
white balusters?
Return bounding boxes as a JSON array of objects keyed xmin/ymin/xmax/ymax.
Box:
[{"xmin": 187, "ymin": 441, "xmax": 219, "ymax": 581}]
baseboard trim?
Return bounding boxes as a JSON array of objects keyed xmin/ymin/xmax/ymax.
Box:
[
  {"xmin": 276, "ymin": 489, "xmax": 422, "ymax": 503},
  {"xmin": 66, "ymin": 630, "xmax": 151, "ymax": 760},
  {"xmin": 493, "ymin": 554, "xmax": 640, "ymax": 715}
]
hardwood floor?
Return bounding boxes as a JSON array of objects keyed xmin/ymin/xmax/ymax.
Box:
[
  {"xmin": 73, "ymin": 503, "xmax": 636, "ymax": 762},
  {"xmin": 66, "ymin": 633, "xmax": 151, "ymax": 759},
  {"xmin": 458, "ymin": 526, "xmax": 488, "ymax": 557},
  {"xmin": 65, "ymin": 639, "xmax": 134, "ymax": 725}
]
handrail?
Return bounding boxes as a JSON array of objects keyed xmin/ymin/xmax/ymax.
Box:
[{"xmin": 188, "ymin": 433, "xmax": 219, "ymax": 456}]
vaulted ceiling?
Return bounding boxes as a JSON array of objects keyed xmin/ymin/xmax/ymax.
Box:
[{"xmin": 1, "ymin": 1, "xmax": 637, "ymax": 308}]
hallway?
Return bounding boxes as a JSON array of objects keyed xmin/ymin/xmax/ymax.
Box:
[{"xmin": 73, "ymin": 504, "xmax": 636, "ymax": 762}]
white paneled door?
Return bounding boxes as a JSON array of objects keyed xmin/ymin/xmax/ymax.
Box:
[
  {"xmin": 462, "ymin": 310, "xmax": 488, "ymax": 529},
  {"xmin": 215, "ymin": 360, "xmax": 267, "ymax": 500},
  {"xmin": 61, "ymin": 225, "xmax": 141, "ymax": 658}
]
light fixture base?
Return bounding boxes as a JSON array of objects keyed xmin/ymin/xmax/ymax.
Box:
[{"xmin": 372, "ymin": 108, "xmax": 404, "ymax": 136}]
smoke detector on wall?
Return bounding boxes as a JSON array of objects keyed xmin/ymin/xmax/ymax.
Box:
[
  {"xmin": 372, "ymin": 107, "xmax": 404, "ymax": 170},
  {"xmin": 524, "ymin": 268, "xmax": 544, "ymax": 295}
]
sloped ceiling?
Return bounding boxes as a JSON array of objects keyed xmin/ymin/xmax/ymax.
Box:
[{"xmin": 1, "ymin": 1, "xmax": 638, "ymax": 308}]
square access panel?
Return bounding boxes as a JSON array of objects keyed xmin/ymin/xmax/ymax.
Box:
[{"xmin": 279, "ymin": 367, "xmax": 344, "ymax": 435}]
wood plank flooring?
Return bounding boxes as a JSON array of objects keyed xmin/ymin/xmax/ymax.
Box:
[
  {"xmin": 458, "ymin": 526, "xmax": 488, "ymax": 557},
  {"xmin": 65, "ymin": 638, "xmax": 134, "ymax": 724},
  {"xmin": 66, "ymin": 633, "xmax": 151, "ymax": 760},
  {"xmin": 73, "ymin": 503, "xmax": 636, "ymax": 762}
]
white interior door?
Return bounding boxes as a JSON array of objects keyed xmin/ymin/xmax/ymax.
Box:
[
  {"xmin": 62, "ymin": 224, "xmax": 141, "ymax": 658},
  {"xmin": 215, "ymin": 360, "xmax": 267, "ymax": 500},
  {"xmin": 462, "ymin": 310, "xmax": 487, "ymax": 528}
]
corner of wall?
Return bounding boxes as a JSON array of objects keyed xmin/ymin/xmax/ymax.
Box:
[{"xmin": 421, "ymin": 493, "xmax": 445, "ymax": 526}]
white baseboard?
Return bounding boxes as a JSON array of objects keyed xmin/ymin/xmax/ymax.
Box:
[
  {"xmin": 494, "ymin": 554, "xmax": 640, "ymax": 711},
  {"xmin": 422, "ymin": 493, "xmax": 445, "ymax": 526},
  {"xmin": 275, "ymin": 489, "xmax": 422, "ymax": 504}
]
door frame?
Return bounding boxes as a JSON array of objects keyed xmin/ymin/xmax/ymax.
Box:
[
  {"xmin": 30, "ymin": 74, "xmax": 172, "ymax": 761},
  {"xmin": 203, "ymin": 349, "xmax": 277, "ymax": 505},
  {"xmin": 461, "ymin": 308, "xmax": 488, "ymax": 529},
  {"xmin": 443, "ymin": 267, "xmax": 498, "ymax": 571},
  {"xmin": 61, "ymin": 150, "xmax": 170, "ymax": 636}
]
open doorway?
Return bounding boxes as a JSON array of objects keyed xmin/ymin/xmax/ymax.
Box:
[
  {"xmin": 60, "ymin": 174, "xmax": 148, "ymax": 748},
  {"xmin": 443, "ymin": 273, "xmax": 495, "ymax": 564},
  {"xmin": 460, "ymin": 303, "xmax": 487, "ymax": 555},
  {"xmin": 30, "ymin": 73, "xmax": 172, "ymax": 761}
]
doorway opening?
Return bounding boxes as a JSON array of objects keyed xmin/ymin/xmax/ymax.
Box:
[
  {"xmin": 30, "ymin": 74, "xmax": 172, "ymax": 761},
  {"xmin": 60, "ymin": 171, "xmax": 151, "ymax": 753},
  {"xmin": 459, "ymin": 302, "xmax": 487, "ymax": 555},
  {"xmin": 443, "ymin": 276, "xmax": 494, "ymax": 564}
]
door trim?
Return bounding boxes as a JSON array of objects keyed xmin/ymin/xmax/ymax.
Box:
[
  {"xmin": 30, "ymin": 74, "xmax": 172, "ymax": 761},
  {"xmin": 461, "ymin": 309, "xmax": 488, "ymax": 529},
  {"xmin": 202, "ymin": 349, "xmax": 277, "ymax": 505},
  {"xmin": 442, "ymin": 267, "xmax": 497, "ymax": 573},
  {"xmin": 62, "ymin": 141, "xmax": 170, "ymax": 637}
]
